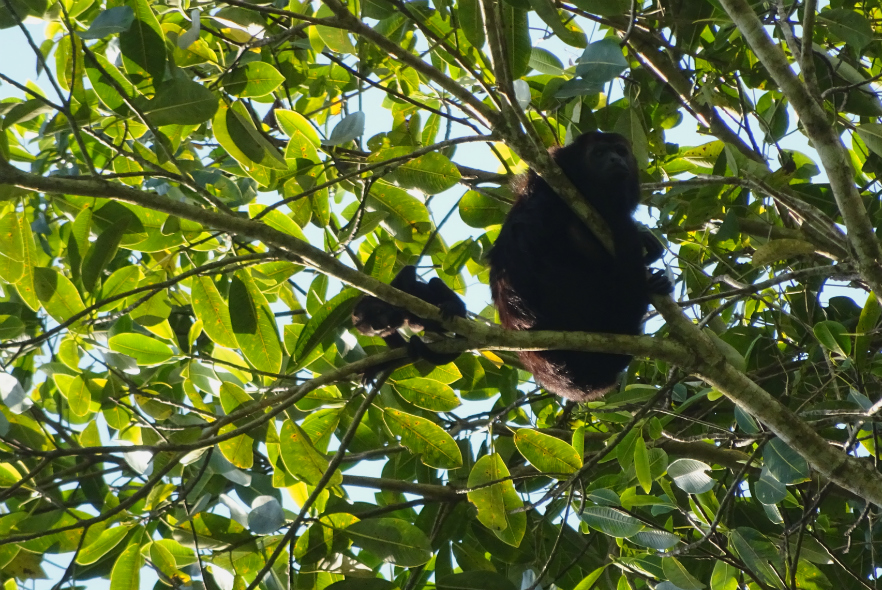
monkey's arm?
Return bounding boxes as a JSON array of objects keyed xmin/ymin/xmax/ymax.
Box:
[{"xmin": 640, "ymin": 227, "xmax": 665, "ymax": 264}]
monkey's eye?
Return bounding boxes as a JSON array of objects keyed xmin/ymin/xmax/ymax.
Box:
[{"xmin": 612, "ymin": 145, "xmax": 630, "ymax": 157}]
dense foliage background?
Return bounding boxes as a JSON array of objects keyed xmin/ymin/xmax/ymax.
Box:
[{"xmin": 3, "ymin": 0, "xmax": 882, "ymax": 589}]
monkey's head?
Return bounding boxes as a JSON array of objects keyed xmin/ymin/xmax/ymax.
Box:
[{"xmin": 553, "ymin": 132, "xmax": 641, "ymax": 211}]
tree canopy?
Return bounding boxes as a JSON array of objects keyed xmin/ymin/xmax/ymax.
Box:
[{"xmin": 1, "ymin": 0, "xmax": 882, "ymax": 589}]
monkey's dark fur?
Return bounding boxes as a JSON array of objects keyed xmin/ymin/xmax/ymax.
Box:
[
  {"xmin": 489, "ymin": 132, "xmax": 671, "ymax": 402},
  {"xmin": 352, "ymin": 265, "xmax": 467, "ymax": 373}
]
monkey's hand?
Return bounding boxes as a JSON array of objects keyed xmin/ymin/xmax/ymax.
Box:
[
  {"xmin": 437, "ymin": 299, "xmax": 467, "ymax": 322},
  {"xmin": 647, "ymin": 269, "xmax": 674, "ymax": 295}
]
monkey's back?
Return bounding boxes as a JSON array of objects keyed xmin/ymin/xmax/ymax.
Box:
[{"xmin": 489, "ymin": 172, "xmax": 650, "ymax": 402}]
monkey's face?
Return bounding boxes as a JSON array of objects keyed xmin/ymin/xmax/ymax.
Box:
[{"xmin": 584, "ymin": 137, "xmax": 637, "ymax": 183}]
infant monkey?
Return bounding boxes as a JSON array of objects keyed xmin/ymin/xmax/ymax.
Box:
[{"xmin": 352, "ymin": 265, "xmax": 467, "ymax": 378}]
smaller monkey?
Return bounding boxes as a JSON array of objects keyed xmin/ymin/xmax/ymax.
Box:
[{"xmin": 352, "ymin": 265, "xmax": 467, "ymax": 378}]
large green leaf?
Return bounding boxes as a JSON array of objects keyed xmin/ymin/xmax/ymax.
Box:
[
  {"xmin": 279, "ymin": 419, "xmax": 341, "ymax": 486},
  {"xmin": 139, "ymin": 79, "xmax": 219, "ymax": 126},
  {"xmin": 223, "ymin": 62, "xmax": 284, "ymax": 97},
  {"xmin": 467, "ymin": 453, "xmax": 526, "ymax": 547},
  {"xmin": 34, "ymin": 267, "xmax": 86, "ymax": 325},
  {"xmin": 437, "ymin": 572, "xmax": 517, "ymax": 590},
  {"xmin": 108, "ymin": 333, "xmax": 174, "ymax": 366},
  {"xmin": 229, "ymin": 270, "xmax": 282, "ymax": 374},
  {"xmin": 391, "ymin": 378, "xmax": 461, "ymax": 412},
  {"xmin": 384, "ymin": 408, "xmax": 462, "ymax": 470},
  {"xmin": 346, "ymin": 518, "xmax": 431, "ymax": 567},
  {"xmin": 513, "ymin": 429, "xmax": 581, "ymax": 479},
  {"xmin": 119, "ymin": 0, "xmax": 166, "ymax": 80},
  {"xmin": 109, "ymin": 543, "xmax": 142, "ymax": 590},
  {"xmin": 77, "ymin": 526, "xmax": 130, "ymax": 565},
  {"xmin": 579, "ymin": 507, "xmax": 643, "ymax": 538},
  {"xmin": 190, "ymin": 275, "xmax": 238, "ymax": 349},
  {"xmin": 396, "ymin": 152, "xmax": 462, "ymax": 194},
  {"xmin": 501, "ymin": 6, "xmax": 531, "ymax": 79}
]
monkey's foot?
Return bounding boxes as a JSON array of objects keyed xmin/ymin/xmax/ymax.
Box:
[{"xmin": 648, "ymin": 269, "xmax": 674, "ymax": 295}]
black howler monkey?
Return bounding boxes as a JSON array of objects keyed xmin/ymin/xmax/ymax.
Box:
[
  {"xmin": 352, "ymin": 265, "xmax": 467, "ymax": 377},
  {"xmin": 489, "ymin": 132, "xmax": 671, "ymax": 402}
]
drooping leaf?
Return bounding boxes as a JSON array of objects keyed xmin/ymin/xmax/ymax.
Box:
[
  {"xmin": 467, "ymin": 453, "xmax": 526, "ymax": 547},
  {"xmin": 108, "ymin": 333, "xmax": 174, "ymax": 366}
]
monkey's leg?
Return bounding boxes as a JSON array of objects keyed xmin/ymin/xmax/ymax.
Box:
[{"xmin": 425, "ymin": 278, "xmax": 467, "ymax": 319}]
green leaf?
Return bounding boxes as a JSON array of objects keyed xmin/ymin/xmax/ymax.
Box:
[
  {"xmin": 529, "ymin": 47, "xmax": 565, "ymax": 75},
  {"xmin": 77, "ymin": 526, "xmax": 130, "ymax": 565},
  {"xmin": 794, "ymin": 560, "xmax": 833, "ymax": 590},
  {"xmin": 108, "ymin": 333, "xmax": 174, "ymax": 365},
  {"xmin": 139, "ymin": 79, "xmax": 219, "ymax": 126},
  {"xmin": 513, "ymin": 429, "xmax": 580, "ymax": 479},
  {"xmin": 630, "ymin": 530, "xmax": 680, "ymax": 550},
  {"xmin": 396, "ymin": 152, "xmax": 462, "ymax": 194},
  {"xmin": 275, "ymin": 109, "xmax": 321, "ymax": 147},
  {"xmin": 79, "ymin": 6, "xmax": 134, "ymax": 39},
  {"xmin": 223, "ymin": 62, "xmax": 284, "ymax": 97},
  {"xmin": 327, "ymin": 111, "xmax": 365, "ymax": 146},
  {"xmin": 818, "ymin": 9, "xmax": 873, "ymax": 50},
  {"xmin": 218, "ymin": 423, "xmax": 253, "ymax": 469},
  {"xmin": 190, "ymin": 275, "xmax": 238, "ymax": 349},
  {"xmin": 65, "ymin": 375, "xmax": 92, "ymax": 417},
  {"xmin": 81, "ymin": 218, "xmax": 128, "ymax": 292},
  {"xmin": 457, "ymin": 0, "xmax": 484, "ymax": 48},
  {"xmin": 813, "ymin": 320, "xmax": 851, "ymax": 356},
  {"xmin": 0, "ymin": 211, "xmax": 25, "ymax": 284},
  {"xmin": 368, "ymin": 180, "xmax": 432, "ymax": 241},
  {"xmin": 634, "ymin": 436, "xmax": 652, "ymax": 493},
  {"xmin": 279, "ymin": 419, "xmax": 341, "ymax": 486},
  {"xmin": 501, "ymin": 6, "xmax": 531, "ymax": 79},
  {"xmin": 728, "ymin": 529, "xmax": 780, "ymax": 586},
  {"xmin": 294, "ymin": 288, "xmax": 361, "ymax": 363},
  {"xmin": 109, "ymin": 543, "xmax": 142, "ymax": 590},
  {"xmin": 0, "ymin": 316, "xmax": 24, "ymax": 340},
  {"xmin": 392, "ymin": 378, "xmax": 461, "ymax": 411},
  {"xmin": 661, "ymin": 557, "xmax": 705, "ymax": 590},
  {"xmin": 99, "ymin": 267, "xmax": 142, "ymax": 311},
  {"xmin": 754, "ymin": 466, "xmax": 787, "ymax": 505},
  {"xmin": 856, "ymin": 124, "xmax": 882, "ymax": 157},
  {"xmin": 437, "ymin": 572, "xmax": 517, "ymax": 590},
  {"xmin": 119, "ymin": 0, "xmax": 166, "ymax": 80},
  {"xmin": 667, "ymin": 459, "xmax": 715, "ymax": 494},
  {"xmin": 229, "ymin": 270, "xmax": 282, "ymax": 374},
  {"xmin": 573, "ymin": 567, "xmax": 607, "ymax": 590},
  {"xmin": 459, "ymin": 190, "xmax": 509, "ymax": 228},
  {"xmin": 346, "ymin": 518, "xmax": 431, "ymax": 567},
  {"xmin": 579, "ymin": 506, "xmax": 643, "ymax": 537},
  {"xmin": 855, "ymin": 291, "xmax": 880, "ymax": 369},
  {"xmin": 384, "ymin": 408, "xmax": 462, "ymax": 470},
  {"xmin": 568, "ymin": 0, "xmax": 630, "ymax": 15},
  {"xmin": 752, "ymin": 238, "xmax": 816, "ymax": 266},
  {"xmin": 576, "ymin": 38, "xmax": 628, "ymax": 86},
  {"xmin": 764, "ymin": 438, "xmax": 809, "ymax": 484},
  {"xmin": 466, "ymin": 453, "xmax": 526, "ymax": 547},
  {"xmin": 34, "ymin": 267, "xmax": 86, "ymax": 325},
  {"xmin": 314, "ymin": 4, "xmax": 356, "ymax": 53},
  {"xmin": 213, "ymin": 103, "xmax": 285, "ymax": 182},
  {"xmin": 248, "ymin": 204, "xmax": 307, "ymax": 241},
  {"xmin": 84, "ymin": 53, "xmax": 136, "ymax": 114},
  {"xmin": 710, "ymin": 561, "xmax": 739, "ymax": 590},
  {"xmin": 527, "ymin": 0, "xmax": 586, "ymax": 47}
]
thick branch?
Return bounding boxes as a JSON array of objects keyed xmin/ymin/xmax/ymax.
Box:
[{"xmin": 718, "ymin": 0, "xmax": 882, "ymax": 300}]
